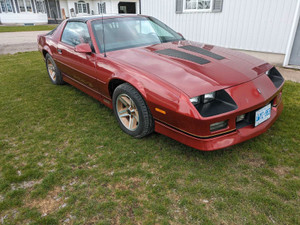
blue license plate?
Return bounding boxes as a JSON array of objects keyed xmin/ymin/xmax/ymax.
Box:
[{"xmin": 255, "ymin": 104, "xmax": 271, "ymax": 127}]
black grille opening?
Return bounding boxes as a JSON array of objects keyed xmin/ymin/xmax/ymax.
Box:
[{"xmin": 236, "ymin": 99, "xmax": 275, "ymax": 129}]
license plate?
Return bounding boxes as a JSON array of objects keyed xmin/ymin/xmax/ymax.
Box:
[{"xmin": 255, "ymin": 104, "xmax": 271, "ymax": 127}]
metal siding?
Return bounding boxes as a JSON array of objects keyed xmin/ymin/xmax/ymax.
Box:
[{"xmin": 142, "ymin": 0, "xmax": 298, "ymax": 54}]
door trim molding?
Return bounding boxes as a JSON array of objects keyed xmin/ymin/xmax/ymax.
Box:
[{"xmin": 284, "ymin": 0, "xmax": 300, "ymax": 68}]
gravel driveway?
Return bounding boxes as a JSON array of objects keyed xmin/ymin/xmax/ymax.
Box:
[{"xmin": 0, "ymin": 30, "xmax": 50, "ymax": 55}]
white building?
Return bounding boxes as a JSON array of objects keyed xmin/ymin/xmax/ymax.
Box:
[
  {"xmin": 141, "ymin": 0, "xmax": 300, "ymax": 68},
  {"xmin": 0, "ymin": 0, "xmax": 139, "ymax": 24},
  {"xmin": 1, "ymin": 0, "xmax": 299, "ymax": 68}
]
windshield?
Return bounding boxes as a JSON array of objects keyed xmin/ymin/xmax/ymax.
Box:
[{"xmin": 92, "ymin": 16, "xmax": 184, "ymax": 52}]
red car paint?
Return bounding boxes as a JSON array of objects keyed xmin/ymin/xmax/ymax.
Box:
[{"xmin": 38, "ymin": 15, "xmax": 284, "ymax": 151}]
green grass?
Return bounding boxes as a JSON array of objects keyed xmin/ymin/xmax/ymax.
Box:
[
  {"xmin": 0, "ymin": 51, "xmax": 299, "ymax": 224},
  {"xmin": 0, "ymin": 25, "xmax": 57, "ymax": 33}
]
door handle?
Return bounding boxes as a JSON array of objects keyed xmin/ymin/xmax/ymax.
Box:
[{"xmin": 57, "ymin": 48, "xmax": 62, "ymax": 54}]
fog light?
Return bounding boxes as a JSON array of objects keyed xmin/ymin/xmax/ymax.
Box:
[
  {"xmin": 210, "ymin": 120, "xmax": 228, "ymax": 132},
  {"xmin": 236, "ymin": 114, "xmax": 245, "ymax": 123}
]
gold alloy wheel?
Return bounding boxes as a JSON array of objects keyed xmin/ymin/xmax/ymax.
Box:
[
  {"xmin": 116, "ymin": 94, "xmax": 140, "ymax": 131},
  {"xmin": 47, "ymin": 59, "xmax": 56, "ymax": 81}
]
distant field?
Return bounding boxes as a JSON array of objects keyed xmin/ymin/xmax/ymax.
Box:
[
  {"xmin": 0, "ymin": 51, "xmax": 299, "ymax": 224},
  {"xmin": 0, "ymin": 25, "xmax": 57, "ymax": 33}
]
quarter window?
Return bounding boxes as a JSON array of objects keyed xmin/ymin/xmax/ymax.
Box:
[
  {"xmin": 184, "ymin": 0, "xmax": 212, "ymax": 12},
  {"xmin": 61, "ymin": 22, "xmax": 91, "ymax": 47}
]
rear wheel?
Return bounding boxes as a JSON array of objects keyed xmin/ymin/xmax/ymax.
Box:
[
  {"xmin": 113, "ymin": 83, "xmax": 154, "ymax": 138},
  {"xmin": 45, "ymin": 53, "xmax": 64, "ymax": 85}
]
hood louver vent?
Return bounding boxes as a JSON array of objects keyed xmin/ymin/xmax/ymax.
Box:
[{"xmin": 155, "ymin": 49, "xmax": 210, "ymax": 65}]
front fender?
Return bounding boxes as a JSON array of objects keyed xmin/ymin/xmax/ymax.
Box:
[{"xmin": 109, "ymin": 64, "xmax": 201, "ymax": 129}]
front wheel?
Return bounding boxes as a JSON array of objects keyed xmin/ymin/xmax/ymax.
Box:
[{"xmin": 113, "ymin": 83, "xmax": 154, "ymax": 138}]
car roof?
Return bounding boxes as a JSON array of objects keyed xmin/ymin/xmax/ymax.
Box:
[{"xmin": 67, "ymin": 14, "xmax": 147, "ymax": 23}]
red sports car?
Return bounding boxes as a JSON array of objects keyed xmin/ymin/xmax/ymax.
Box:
[{"xmin": 37, "ymin": 15, "xmax": 284, "ymax": 151}]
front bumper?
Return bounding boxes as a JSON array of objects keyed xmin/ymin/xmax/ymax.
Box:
[{"xmin": 154, "ymin": 100, "xmax": 283, "ymax": 151}]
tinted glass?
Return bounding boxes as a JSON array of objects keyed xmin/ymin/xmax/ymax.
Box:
[
  {"xmin": 61, "ymin": 22, "xmax": 91, "ymax": 47},
  {"xmin": 92, "ymin": 16, "xmax": 184, "ymax": 52}
]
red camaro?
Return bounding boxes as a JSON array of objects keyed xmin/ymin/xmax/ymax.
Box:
[{"xmin": 37, "ymin": 15, "xmax": 284, "ymax": 151}]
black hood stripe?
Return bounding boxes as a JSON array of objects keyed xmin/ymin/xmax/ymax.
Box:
[
  {"xmin": 155, "ymin": 49, "xmax": 210, "ymax": 65},
  {"xmin": 179, "ymin": 45, "xmax": 225, "ymax": 60}
]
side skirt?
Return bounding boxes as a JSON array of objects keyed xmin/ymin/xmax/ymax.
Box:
[{"xmin": 62, "ymin": 74, "xmax": 113, "ymax": 109}]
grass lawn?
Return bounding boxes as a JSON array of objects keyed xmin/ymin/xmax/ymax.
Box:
[
  {"xmin": 0, "ymin": 51, "xmax": 299, "ymax": 224},
  {"xmin": 0, "ymin": 25, "xmax": 57, "ymax": 33}
]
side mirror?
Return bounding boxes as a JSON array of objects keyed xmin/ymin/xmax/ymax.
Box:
[{"xmin": 74, "ymin": 43, "xmax": 92, "ymax": 53}]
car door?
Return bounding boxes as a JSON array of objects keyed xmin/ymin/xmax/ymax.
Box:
[{"xmin": 54, "ymin": 21, "xmax": 99, "ymax": 91}]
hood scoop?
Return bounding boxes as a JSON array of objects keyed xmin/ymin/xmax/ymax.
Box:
[
  {"xmin": 155, "ymin": 49, "xmax": 210, "ymax": 65},
  {"xmin": 179, "ymin": 45, "xmax": 225, "ymax": 60}
]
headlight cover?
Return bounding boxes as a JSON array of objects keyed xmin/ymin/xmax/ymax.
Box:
[
  {"xmin": 203, "ymin": 92, "xmax": 216, "ymax": 103},
  {"xmin": 190, "ymin": 90, "xmax": 237, "ymax": 117},
  {"xmin": 190, "ymin": 96, "xmax": 201, "ymax": 105},
  {"xmin": 190, "ymin": 91, "xmax": 216, "ymax": 105}
]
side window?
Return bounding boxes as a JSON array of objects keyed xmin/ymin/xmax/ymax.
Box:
[{"xmin": 61, "ymin": 22, "xmax": 91, "ymax": 47}]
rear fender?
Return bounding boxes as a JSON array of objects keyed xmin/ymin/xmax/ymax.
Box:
[{"xmin": 43, "ymin": 45, "xmax": 53, "ymax": 57}]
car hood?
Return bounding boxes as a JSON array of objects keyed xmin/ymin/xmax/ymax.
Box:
[{"xmin": 108, "ymin": 41, "xmax": 272, "ymax": 97}]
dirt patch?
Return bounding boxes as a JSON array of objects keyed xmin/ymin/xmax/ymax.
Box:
[
  {"xmin": 273, "ymin": 167, "xmax": 291, "ymax": 176},
  {"xmin": 27, "ymin": 187, "xmax": 64, "ymax": 215},
  {"xmin": 240, "ymin": 153, "xmax": 265, "ymax": 168},
  {"xmin": 11, "ymin": 180, "xmax": 42, "ymax": 190}
]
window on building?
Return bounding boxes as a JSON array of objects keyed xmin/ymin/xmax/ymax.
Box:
[
  {"xmin": 18, "ymin": 0, "xmax": 25, "ymax": 12},
  {"xmin": 16, "ymin": 0, "xmax": 34, "ymax": 12},
  {"xmin": 98, "ymin": 2, "xmax": 105, "ymax": 14},
  {"xmin": 184, "ymin": 0, "xmax": 212, "ymax": 12},
  {"xmin": 35, "ymin": 0, "xmax": 45, "ymax": 13},
  {"xmin": 77, "ymin": 0, "xmax": 87, "ymax": 13},
  {"xmin": 25, "ymin": 0, "xmax": 31, "ymax": 12},
  {"xmin": 0, "ymin": 0, "xmax": 4, "ymax": 12},
  {"xmin": 0, "ymin": 0, "xmax": 14, "ymax": 12}
]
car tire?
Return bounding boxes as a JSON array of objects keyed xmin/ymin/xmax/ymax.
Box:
[
  {"xmin": 45, "ymin": 53, "xmax": 64, "ymax": 85},
  {"xmin": 113, "ymin": 83, "xmax": 154, "ymax": 138}
]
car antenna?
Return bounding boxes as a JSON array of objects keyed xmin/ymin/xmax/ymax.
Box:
[{"xmin": 100, "ymin": 0, "xmax": 107, "ymax": 57}]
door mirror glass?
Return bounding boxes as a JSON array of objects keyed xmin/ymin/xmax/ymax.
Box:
[{"xmin": 74, "ymin": 43, "xmax": 92, "ymax": 53}]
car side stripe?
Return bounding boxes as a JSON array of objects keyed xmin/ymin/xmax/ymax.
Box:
[
  {"xmin": 154, "ymin": 118, "xmax": 236, "ymax": 139},
  {"xmin": 155, "ymin": 49, "xmax": 210, "ymax": 65},
  {"xmin": 179, "ymin": 45, "xmax": 225, "ymax": 60}
]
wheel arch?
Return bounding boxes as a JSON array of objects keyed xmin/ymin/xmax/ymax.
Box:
[
  {"xmin": 42, "ymin": 46, "xmax": 52, "ymax": 58},
  {"xmin": 108, "ymin": 77, "xmax": 147, "ymax": 100}
]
